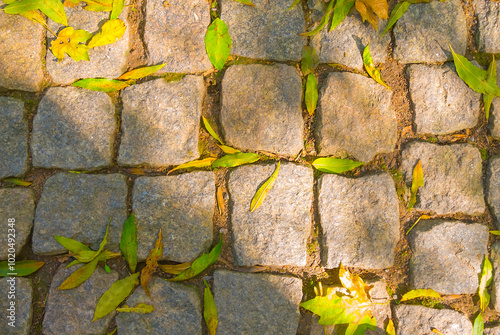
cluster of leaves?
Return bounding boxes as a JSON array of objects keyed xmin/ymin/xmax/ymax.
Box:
[{"xmin": 473, "ymin": 255, "xmax": 493, "ymax": 334}]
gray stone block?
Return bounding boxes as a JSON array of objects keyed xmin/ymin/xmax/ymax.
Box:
[
  {"xmin": 408, "ymin": 64, "xmax": 481, "ymax": 135},
  {"xmin": 31, "ymin": 87, "xmax": 115, "ymax": 170},
  {"xmin": 133, "ymin": 172, "xmax": 215, "ymax": 262},
  {"xmin": 393, "ymin": 0, "xmax": 467, "ymax": 64},
  {"xmin": 213, "ymin": 270, "xmax": 303, "ymax": 335},
  {"xmin": 0, "ymin": 278, "xmax": 32, "ymax": 335},
  {"xmin": 0, "ymin": 189, "xmax": 34, "ymax": 260},
  {"xmin": 145, "ymin": 0, "xmax": 211, "ymax": 73},
  {"xmin": 491, "ymin": 242, "xmax": 500, "ymax": 311},
  {"xmin": 316, "ymin": 72, "xmax": 396, "ymax": 162},
  {"xmin": 319, "ymin": 173, "xmax": 399, "ymax": 269},
  {"xmin": 228, "ymin": 163, "xmax": 313, "ymax": 266},
  {"xmin": 220, "ymin": 0, "xmax": 306, "ymax": 61},
  {"xmin": 118, "ymin": 76, "xmax": 204, "ymax": 167},
  {"xmin": 221, "ymin": 64, "xmax": 303, "ymax": 156},
  {"xmin": 488, "ymin": 73, "xmax": 500, "ymax": 139},
  {"xmin": 408, "ymin": 220, "xmax": 488, "ymax": 294},
  {"xmin": 33, "ymin": 173, "xmax": 127, "ymax": 255},
  {"xmin": 0, "ymin": 97, "xmax": 29, "ymax": 179},
  {"xmin": 487, "ymin": 156, "xmax": 500, "ymax": 229},
  {"xmin": 474, "ymin": 0, "xmax": 500, "ymax": 53},
  {"xmin": 401, "ymin": 142, "xmax": 485, "ymax": 215},
  {"xmin": 116, "ymin": 278, "xmax": 202, "ymax": 335}
]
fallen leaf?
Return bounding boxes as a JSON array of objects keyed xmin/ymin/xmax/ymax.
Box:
[
  {"xmin": 75, "ymin": 220, "xmax": 110, "ymax": 263},
  {"xmin": 484, "ymin": 57, "xmax": 497, "ymax": 120},
  {"xmin": 479, "ymin": 255, "xmax": 493, "ymax": 311},
  {"xmin": 312, "ymin": 157, "xmax": 364, "ymax": 174},
  {"xmin": 167, "ymin": 157, "xmax": 216, "ymax": 174},
  {"xmin": 212, "ymin": 152, "xmax": 261, "ymax": 168},
  {"xmin": 110, "ymin": 0, "xmax": 123, "ymax": 19},
  {"xmin": 305, "ymin": 73, "xmax": 318, "ymax": 116},
  {"xmin": 39, "ymin": 0, "xmax": 67, "ymax": 26},
  {"xmin": 141, "ymin": 229, "xmax": 162, "ymax": 298},
  {"xmin": 50, "ymin": 27, "xmax": 92, "ymax": 62},
  {"xmin": 405, "ymin": 214, "xmax": 431, "ymax": 235},
  {"xmin": 232, "ymin": 0, "xmax": 254, "ymax": 6},
  {"xmin": 205, "ymin": 18, "xmax": 232, "ymax": 71},
  {"xmin": 301, "ymin": 0, "xmax": 334, "ymax": 36},
  {"xmin": 118, "ymin": 63, "xmax": 166, "ymax": 80},
  {"xmin": 158, "ymin": 261, "xmax": 193, "ymax": 275},
  {"xmin": 82, "ymin": 0, "xmax": 113, "ymax": 11},
  {"xmin": 58, "ymin": 257, "xmax": 100, "ymax": 289},
  {"xmin": 88, "ymin": 19, "xmax": 126, "ymax": 48},
  {"xmin": 3, "ymin": 0, "xmax": 44, "ymax": 14},
  {"xmin": 120, "ymin": 213, "xmax": 137, "ymax": 273},
  {"xmin": 203, "ymin": 116, "xmax": 223, "ymax": 144},
  {"xmin": 386, "ymin": 319, "xmax": 396, "ymax": 335},
  {"xmin": 301, "ymin": 46, "xmax": 319, "ymax": 76},
  {"xmin": 116, "ymin": 303, "xmax": 154, "ymax": 314},
  {"xmin": 408, "ymin": 159, "xmax": 423, "ymax": 211},
  {"xmin": 400, "ymin": 289, "xmax": 441, "ymax": 302},
  {"xmin": 93, "ymin": 272, "xmax": 140, "ymax": 321},
  {"xmin": 19, "ymin": 9, "xmax": 48, "ymax": 28},
  {"xmin": 363, "ymin": 44, "xmax": 389, "ymax": 89},
  {"xmin": 250, "ymin": 161, "xmax": 280, "ymax": 212},
  {"xmin": 217, "ymin": 186, "xmax": 225, "ymax": 215},
  {"xmin": 107, "ymin": 328, "xmax": 117, "ymax": 335},
  {"xmin": 66, "ymin": 260, "xmax": 82, "ymax": 267},
  {"xmin": 331, "ymin": 0, "xmax": 355, "ymax": 31},
  {"xmin": 0, "ymin": 260, "xmax": 44, "ymax": 277},
  {"xmin": 355, "ymin": 0, "xmax": 388, "ymax": 30},
  {"xmin": 380, "ymin": 1, "xmax": 410, "ymax": 37},
  {"xmin": 287, "ymin": 0, "xmax": 301, "ymax": 10},
  {"xmin": 473, "ymin": 313, "xmax": 484, "ymax": 335},
  {"xmin": 432, "ymin": 329, "xmax": 445, "ymax": 335},
  {"xmin": 490, "ymin": 231, "xmax": 500, "ymax": 235},
  {"xmin": 124, "ymin": 168, "xmax": 146, "ymax": 175},
  {"xmin": 204, "ymin": 280, "xmax": 218, "ymax": 335},
  {"xmin": 3, "ymin": 178, "xmax": 31, "ymax": 186},
  {"xmin": 217, "ymin": 145, "xmax": 240, "ymax": 154},
  {"xmin": 54, "ymin": 235, "xmax": 91, "ymax": 254},
  {"xmin": 72, "ymin": 78, "xmax": 130, "ymax": 92}
]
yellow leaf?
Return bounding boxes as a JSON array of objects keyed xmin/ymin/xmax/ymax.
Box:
[
  {"xmin": 50, "ymin": 27, "xmax": 92, "ymax": 62},
  {"xmin": 250, "ymin": 162, "xmax": 280, "ymax": 212},
  {"xmin": 217, "ymin": 144, "xmax": 240, "ymax": 154},
  {"xmin": 118, "ymin": 63, "xmax": 166, "ymax": 80},
  {"xmin": 20, "ymin": 10, "xmax": 48, "ymax": 29},
  {"xmin": 408, "ymin": 159, "xmax": 423, "ymax": 211},
  {"xmin": 203, "ymin": 116, "xmax": 223, "ymax": 144},
  {"xmin": 167, "ymin": 157, "xmax": 216, "ymax": 174},
  {"xmin": 158, "ymin": 261, "xmax": 193, "ymax": 275},
  {"xmin": 400, "ymin": 288, "xmax": 441, "ymax": 302},
  {"xmin": 141, "ymin": 229, "xmax": 162, "ymax": 298},
  {"xmin": 82, "ymin": 0, "xmax": 113, "ymax": 11},
  {"xmin": 355, "ymin": 0, "xmax": 388, "ymax": 30},
  {"xmin": 217, "ymin": 186, "xmax": 225, "ymax": 215},
  {"xmin": 386, "ymin": 319, "xmax": 396, "ymax": 335},
  {"xmin": 116, "ymin": 303, "xmax": 154, "ymax": 314},
  {"xmin": 406, "ymin": 214, "xmax": 431, "ymax": 235},
  {"xmin": 4, "ymin": 178, "xmax": 32, "ymax": 186},
  {"xmin": 363, "ymin": 44, "xmax": 390, "ymax": 89},
  {"xmin": 88, "ymin": 19, "xmax": 126, "ymax": 48}
]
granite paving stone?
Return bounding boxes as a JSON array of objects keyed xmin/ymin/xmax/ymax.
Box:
[
  {"xmin": 408, "ymin": 220, "xmax": 488, "ymax": 294},
  {"xmin": 42, "ymin": 263, "xmax": 118, "ymax": 335},
  {"xmin": 401, "ymin": 142, "xmax": 485, "ymax": 215},
  {"xmin": 490, "ymin": 242, "xmax": 500, "ymax": 311},
  {"xmin": 316, "ymin": 72, "xmax": 396, "ymax": 162},
  {"xmin": 0, "ymin": 278, "xmax": 32, "ymax": 335},
  {"xmin": 133, "ymin": 172, "xmax": 215, "ymax": 262},
  {"xmin": 0, "ymin": 189, "xmax": 34, "ymax": 260},
  {"xmin": 0, "ymin": 4, "xmax": 45, "ymax": 92},
  {"xmin": 213, "ymin": 270, "xmax": 303, "ymax": 335},
  {"xmin": 408, "ymin": 64, "xmax": 481, "ymax": 135},
  {"xmin": 220, "ymin": 0, "xmax": 306, "ymax": 61},
  {"xmin": 46, "ymin": 5, "xmax": 129, "ymax": 85},
  {"xmin": 393, "ymin": 0, "xmax": 467, "ymax": 63},
  {"xmin": 33, "ymin": 173, "xmax": 127, "ymax": 255},
  {"xmin": 474, "ymin": 0, "xmax": 500, "ymax": 53},
  {"xmin": 0, "ymin": 97, "xmax": 29, "ymax": 179},
  {"xmin": 118, "ymin": 76, "xmax": 205, "ymax": 167},
  {"xmin": 319, "ymin": 173, "xmax": 399, "ymax": 269},
  {"xmin": 486, "ymin": 326, "xmax": 500, "ymax": 335},
  {"xmin": 228, "ymin": 163, "xmax": 313, "ymax": 266},
  {"xmin": 116, "ymin": 278, "xmax": 202, "ymax": 335},
  {"xmin": 31, "ymin": 87, "xmax": 115, "ymax": 170},
  {"xmin": 145, "ymin": 0, "xmax": 212, "ymax": 73},
  {"xmin": 487, "ymin": 156, "xmax": 500, "ymax": 229},
  {"xmin": 488, "ymin": 72, "xmax": 500, "ymax": 139},
  {"xmin": 221, "ymin": 64, "xmax": 303, "ymax": 156}
]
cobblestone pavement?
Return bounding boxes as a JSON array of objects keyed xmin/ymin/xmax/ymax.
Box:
[{"xmin": 1, "ymin": 0, "xmax": 500, "ymax": 334}]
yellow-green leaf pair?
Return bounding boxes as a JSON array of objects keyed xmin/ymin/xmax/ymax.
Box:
[{"xmin": 302, "ymin": 46, "xmax": 319, "ymax": 116}]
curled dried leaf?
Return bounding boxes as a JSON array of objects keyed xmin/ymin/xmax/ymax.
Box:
[{"xmin": 141, "ymin": 229, "xmax": 162, "ymax": 297}]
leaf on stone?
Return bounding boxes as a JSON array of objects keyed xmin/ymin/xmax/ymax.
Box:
[
  {"xmin": 305, "ymin": 73, "xmax": 318, "ymax": 116},
  {"xmin": 141, "ymin": 229, "xmax": 162, "ymax": 298},
  {"xmin": 3, "ymin": 0, "xmax": 44, "ymax": 14},
  {"xmin": 405, "ymin": 214, "xmax": 431, "ymax": 235},
  {"xmin": 118, "ymin": 63, "xmax": 166, "ymax": 80},
  {"xmin": 66, "ymin": 259, "xmax": 82, "ymax": 268},
  {"xmin": 301, "ymin": 46, "xmax": 319, "ymax": 76},
  {"xmin": 92, "ymin": 272, "xmax": 140, "ymax": 321},
  {"xmin": 203, "ymin": 116, "xmax": 223, "ymax": 144},
  {"xmin": 217, "ymin": 144, "xmax": 240, "ymax": 154},
  {"xmin": 400, "ymin": 289, "xmax": 441, "ymax": 302},
  {"xmin": 287, "ymin": 0, "xmax": 301, "ymax": 10},
  {"xmin": 167, "ymin": 157, "xmax": 216, "ymax": 175},
  {"xmin": 473, "ymin": 313, "xmax": 484, "ymax": 335},
  {"xmin": 54, "ymin": 235, "xmax": 91, "ymax": 254},
  {"xmin": 88, "ymin": 19, "xmax": 126, "ymax": 48},
  {"xmin": 250, "ymin": 161, "xmax": 280, "ymax": 212},
  {"xmin": 75, "ymin": 219, "xmax": 110, "ymax": 263},
  {"xmin": 3, "ymin": 178, "xmax": 32, "ymax": 186},
  {"xmin": 116, "ymin": 303, "xmax": 154, "ymax": 314},
  {"xmin": 82, "ymin": 0, "xmax": 113, "ymax": 11},
  {"xmin": 110, "ymin": 0, "xmax": 123, "ymax": 20},
  {"xmin": 212, "ymin": 152, "xmax": 261, "ymax": 168},
  {"xmin": 380, "ymin": 1, "xmax": 410, "ymax": 37},
  {"xmin": 408, "ymin": 159, "xmax": 423, "ymax": 211},
  {"xmin": 490, "ymin": 230, "xmax": 500, "ymax": 235},
  {"xmin": 158, "ymin": 261, "xmax": 193, "ymax": 275},
  {"xmin": 0, "ymin": 260, "xmax": 44, "ymax": 277},
  {"xmin": 39, "ymin": 0, "xmax": 67, "ymax": 26},
  {"xmin": 479, "ymin": 255, "xmax": 493, "ymax": 311},
  {"xmin": 331, "ymin": 0, "xmax": 355, "ymax": 31},
  {"xmin": 50, "ymin": 26, "xmax": 92, "ymax": 62},
  {"xmin": 104, "ymin": 263, "xmax": 111, "ymax": 273},
  {"xmin": 301, "ymin": 0, "xmax": 335, "ymax": 36},
  {"xmin": 386, "ymin": 319, "xmax": 396, "ymax": 335},
  {"xmin": 58, "ymin": 257, "xmax": 99, "ymax": 290},
  {"xmin": 363, "ymin": 44, "xmax": 390, "ymax": 89},
  {"xmin": 354, "ymin": 0, "xmax": 388, "ymax": 30},
  {"xmin": 204, "ymin": 280, "xmax": 218, "ymax": 335},
  {"xmin": 205, "ymin": 18, "xmax": 232, "ymax": 71},
  {"xmin": 217, "ymin": 186, "xmax": 225, "ymax": 215},
  {"xmin": 232, "ymin": 0, "xmax": 254, "ymax": 6},
  {"xmin": 120, "ymin": 213, "xmax": 137, "ymax": 273},
  {"xmin": 169, "ymin": 234, "xmax": 222, "ymax": 282},
  {"xmin": 312, "ymin": 157, "xmax": 364, "ymax": 174},
  {"xmin": 484, "ymin": 57, "xmax": 498, "ymax": 120},
  {"xmin": 72, "ymin": 78, "xmax": 130, "ymax": 92}
]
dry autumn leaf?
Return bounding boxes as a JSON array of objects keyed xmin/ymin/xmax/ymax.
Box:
[
  {"xmin": 250, "ymin": 161, "xmax": 280, "ymax": 212},
  {"xmin": 167, "ymin": 157, "xmax": 216, "ymax": 175},
  {"xmin": 88, "ymin": 19, "xmax": 126, "ymax": 48},
  {"xmin": 217, "ymin": 186, "xmax": 225, "ymax": 215},
  {"xmin": 141, "ymin": 229, "xmax": 162, "ymax": 298},
  {"xmin": 355, "ymin": 0, "xmax": 388, "ymax": 30},
  {"xmin": 50, "ymin": 27, "xmax": 92, "ymax": 62},
  {"xmin": 158, "ymin": 261, "xmax": 193, "ymax": 275},
  {"xmin": 116, "ymin": 303, "xmax": 154, "ymax": 314}
]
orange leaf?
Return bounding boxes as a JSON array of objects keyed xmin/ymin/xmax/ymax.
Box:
[
  {"xmin": 140, "ymin": 229, "xmax": 162, "ymax": 298},
  {"xmin": 355, "ymin": 0, "xmax": 388, "ymax": 30}
]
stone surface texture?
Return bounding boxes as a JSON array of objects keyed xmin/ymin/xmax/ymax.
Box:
[
  {"xmin": 474, "ymin": 0, "xmax": 500, "ymax": 53},
  {"xmin": 401, "ymin": 142, "xmax": 485, "ymax": 215},
  {"xmin": 46, "ymin": 5, "xmax": 129, "ymax": 85},
  {"xmin": 221, "ymin": 64, "xmax": 303, "ymax": 156},
  {"xmin": 133, "ymin": 172, "xmax": 215, "ymax": 262},
  {"xmin": 490, "ymin": 242, "xmax": 500, "ymax": 311},
  {"xmin": 214, "ymin": 270, "xmax": 303, "ymax": 335},
  {"xmin": 393, "ymin": 0, "xmax": 467, "ymax": 63},
  {"xmin": 316, "ymin": 72, "xmax": 396, "ymax": 162},
  {"xmin": 31, "ymin": 87, "xmax": 115, "ymax": 170},
  {"xmin": 118, "ymin": 76, "xmax": 204, "ymax": 167},
  {"xmin": 488, "ymin": 73, "xmax": 500, "ymax": 138},
  {"xmin": 145, "ymin": 0, "xmax": 212, "ymax": 73},
  {"xmin": 486, "ymin": 326, "xmax": 500, "ymax": 335},
  {"xmin": 116, "ymin": 278, "xmax": 202, "ymax": 335},
  {"xmin": 394, "ymin": 305, "xmax": 472, "ymax": 335},
  {"xmin": 33, "ymin": 173, "xmax": 127, "ymax": 255},
  {"xmin": 43, "ymin": 263, "xmax": 118, "ymax": 335},
  {"xmin": 228, "ymin": 163, "xmax": 313, "ymax": 266},
  {"xmin": 408, "ymin": 64, "xmax": 481, "ymax": 135},
  {"xmin": 0, "ymin": 189, "xmax": 34, "ymax": 260},
  {"xmin": 221, "ymin": 0, "xmax": 306, "ymax": 61},
  {"xmin": 0, "ymin": 4, "xmax": 45, "ymax": 92},
  {"xmin": 487, "ymin": 156, "xmax": 500, "ymax": 229},
  {"xmin": 408, "ymin": 220, "xmax": 488, "ymax": 294},
  {"xmin": 319, "ymin": 173, "xmax": 399, "ymax": 269},
  {"xmin": 0, "ymin": 97, "xmax": 29, "ymax": 178},
  {"xmin": 0, "ymin": 278, "xmax": 32, "ymax": 335}
]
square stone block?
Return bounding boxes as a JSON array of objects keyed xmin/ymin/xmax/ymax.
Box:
[
  {"xmin": 0, "ymin": 278, "xmax": 32, "ymax": 335},
  {"xmin": 474, "ymin": 0, "xmax": 500, "ymax": 53},
  {"xmin": 394, "ymin": 305, "xmax": 472, "ymax": 334},
  {"xmin": 490, "ymin": 242, "xmax": 500, "ymax": 311},
  {"xmin": 488, "ymin": 72, "xmax": 500, "ymax": 139}
]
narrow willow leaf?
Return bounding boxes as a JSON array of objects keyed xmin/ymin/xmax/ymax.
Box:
[
  {"xmin": 3, "ymin": 178, "xmax": 31, "ymax": 186},
  {"xmin": 0, "ymin": 260, "xmax": 44, "ymax": 277},
  {"xmin": 205, "ymin": 18, "xmax": 232, "ymax": 71},
  {"xmin": 83, "ymin": 0, "xmax": 113, "ymax": 11},
  {"xmin": 312, "ymin": 157, "xmax": 364, "ymax": 174},
  {"xmin": 39, "ymin": 0, "xmax": 67, "ymax": 26},
  {"xmin": 301, "ymin": 45, "xmax": 319, "ymax": 76},
  {"xmin": 305, "ymin": 73, "xmax": 318, "ymax": 116},
  {"xmin": 484, "ymin": 57, "xmax": 498, "ymax": 120},
  {"xmin": 110, "ymin": 0, "xmax": 123, "ymax": 20},
  {"xmin": 363, "ymin": 44, "xmax": 390, "ymax": 89},
  {"xmin": 331, "ymin": 0, "xmax": 355, "ymax": 31},
  {"xmin": 212, "ymin": 152, "xmax": 261, "ymax": 168},
  {"xmin": 232, "ymin": 0, "xmax": 254, "ymax": 6},
  {"xmin": 169, "ymin": 235, "xmax": 222, "ymax": 281},
  {"xmin": 217, "ymin": 145, "xmax": 240, "ymax": 154},
  {"xmin": 118, "ymin": 63, "xmax": 166, "ymax": 80},
  {"xmin": 158, "ymin": 261, "xmax": 193, "ymax": 275},
  {"xmin": 432, "ymin": 329, "xmax": 445, "ymax": 335},
  {"xmin": 381, "ymin": 1, "xmax": 410, "ymax": 37},
  {"xmin": 484, "ymin": 94, "xmax": 495, "ymax": 121},
  {"xmin": 386, "ymin": 319, "xmax": 396, "ymax": 335},
  {"xmin": 203, "ymin": 116, "xmax": 223, "ymax": 144},
  {"xmin": 66, "ymin": 259, "xmax": 82, "ymax": 268},
  {"xmin": 204, "ymin": 280, "xmax": 218, "ymax": 335},
  {"xmin": 405, "ymin": 214, "xmax": 431, "ymax": 235},
  {"xmin": 54, "ymin": 235, "xmax": 91, "ymax": 254},
  {"xmin": 72, "ymin": 78, "xmax": 129, "ymax": 92},
  {"xmin": 75, "ymin": 220, "xmax": 110, "ymax": 263},
  {"xmin": 141, "ymin": 229, "xmax": 162, "ymax": 298},
  {"xmin": 88, "ymin": 19, "xmax": 126, "ymax": 48},
  {"xmin": 250, "ymin": 162, "xmax": 280, "ymax": 212},
  {"xmin": 400, "ymin": 289, "xmax": 441, "ymax": 302},
  {"xmin": 287, "ymin": 0, "xmax": 301, "ymax": 10},
  {"xmin": 490, "ymin": 231, "xmax": 500, "ymax": 235},
  {"xmin": 479, "ymin": 255, "xmax": 493, "ymax": 311},
  {"xmin": 302, "ymin": 0, "xmax": 334, "ymax": 36},
  {"xmin": 167, "ymin": 157, "xmax": 216, "ymax": 175},
  {"xmin": 473, "ymin": 313, "xmax": 484, "ymax": 335},
  {"xmin": 93, "ymin": 272, "xmax": 140, "ymax": 321},
  {"xmin": 120, "ymin": 213, "xmax": 137, "ymax": 273},
  {"xmin": 124, "ymin": 168, "xmax": 146, "ymax": 175},
  {"xmin": 408, "ymin": 159, "xmax": 423, "ymax": 211},
  {"xmin": 216, "ymin": 186, "xmax": 225, "ymax": 215},
  {"xmin": 107, "ymin": 328, "xmax": 117, "ymax": 335},
  {"xmin": 4, "ymin": 0, "xmax": 44, "ymax": 14},
  {"xmin": 116, "ymin": 303, "xmax": 154, "ymax": 313},
  {"xmin": 58, "ymin": 257, "xmax": 99, "ymax": 289}
]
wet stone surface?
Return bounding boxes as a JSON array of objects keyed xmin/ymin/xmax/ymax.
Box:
[
  {"xmin": 474, "ymin": 0, "xmax": 500, "ymax": 53},
  {"xmin": 0, "ymin": 278, "xmax": 32, "ymax": 335}
]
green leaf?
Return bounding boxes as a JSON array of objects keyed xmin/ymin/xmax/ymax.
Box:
[
  {"xmin": 490, "ymin": 231, "xmax": 500, "ymax": 235},
  {"xmin": 169, "ymin": 235, "xmax": 222, "ymax": 281},
  {"xmin": 484, "ymin": 94, "xmax": 495, "ymax": 121},
  {"xmin": 232, "ymin": 0, "xmax": 254, "ymax": 6},
  {"xmin": 363, "ymin": 44, "xmax": 390, "ymax": 89},
  {"xmin": 110, "ymin": 0, "xmax": 123, "ymax": 20},
  {"xmin": 0, "ymin": 260, "xmax": 44, "ymax": 277},
  {"xmin": 54, "ymin": 235, "xmax": 91, "ymax": 254},
  {"xmin": 380, "ymin": 1, "xmax": 410, "ymax": 37},
  {"xmin": 167, "ymin": 157, "xmax": 216, "ymax": 175},
  {"xmin": 479, "ymin": 255, "xmax": 493, "ymax": 311},
  {"xmin": 386, "ymin": 319, "xmax": 396, "ymax": 335},
  {"xmin": 287, "ymin": 0, "xmax": 301, "ymax": 10},
  {"xmin": 104, "ymin": 263, "xmax": 111, "ymax": 273},
  {"xmin": 204, "ymin": 280, "xmax": 218, "ymax": 335},
  {"xmin": 72, "ymin": 78, "xmax": 130, "ymax": 92},
  {"xmin": 75, "ymin": 219, "xmax": 110, "ymax": 263},
  {"xmin": 4, "ymin": 0, "xmax": 44, "ymax": 14},
  {"xmin": 93, "ymin": 272, "xmax": 140, "ymax": 321},
  {"xmin": 217, "ymin": 145, "xmax": 241, "ymax": 154},
  {"xmin": 484, "ymin": 57, "xmax": 498, "ymax": 120},
  {"xmin": 39, "ymin": 0, "xmax": 67, "ymax": 26},
  {"xmin": 400, "ymin": 289, "xmax": 441, "ymax": 302},
  {"xmin": 331, "ymin": 0, "xmax": 355, "ymax": 31},
  {"xmin": 58, "ymin": 257, "xmax": 99, "ymax": 289},
  {"xmin": 202, "ymin": 116, "xmax": 223, "ymax": 144},
  {"xmin": 205, "ymin": 18, "xmax": 232, "ymax": 71},
  {"xmin": 88, "ymin": 19, "xmax": 126, "ymax": 48},
  {"xmin": 118, "ymin": 63, "xmax": 166, "ymax": 80},
  {"xmin": 305, "ymin": 73, "xmax": 318, "ymax": 116},
  {"xmin": 66, "ymin": 259, "xmax": 82, "ymax": 268},
  {"xmin": 301, "ymin": 46, "xmax": 319, "ymax": 76},
  {"xmin": 312, "ymin": 157, "xmax": 364, "ymax": 174},
  {"xmin": 212, "ymin": 152, "xmax": 261, "ymax": 168},
  {"xmin": 116, "ymin": 303, "xmax": 154, "ymax": 313},
  {"xmin": 3, "ymin": 178, "xmax": 31, "ymax": 186},
  {"xmin": 120, "ymin": 213, "xmax": 137, "ymax": 273},
  {"xmin": 250, "ymin": 162, "xmax": 280, "ymax": 212},
  {"xmin": 473, "ymin": 313, "xmax": 484, "ymax": 335},
  {"xmin": 346, "ymin": 314, "xmax": 376, "ymax": 335},
  {"xmin": 408, "ymin": 159, "xmax": 423, "ymax": 211},
  {"xmin": 302, "ymin": 0, "xmax": 335, "ymax": 36}
]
